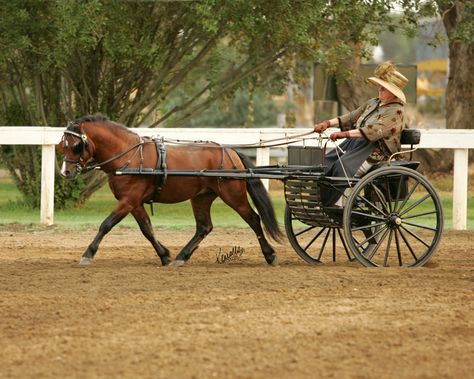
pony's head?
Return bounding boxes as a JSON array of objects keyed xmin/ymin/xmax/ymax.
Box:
[{"xmin": 58, "ymin": 115, "xmax": 106, "ymax": 179}]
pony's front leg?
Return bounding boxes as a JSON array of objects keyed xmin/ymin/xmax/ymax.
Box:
[{"xmin": 79, "ymin": 210, "xmax": 128, "ymax": 266}]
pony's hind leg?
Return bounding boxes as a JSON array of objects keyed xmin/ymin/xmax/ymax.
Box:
[
  {"xmin": 241, "ymin": 207, "xmax": 278, "ymax": 265},
  {"xmin": 132, "ymin": 205, "xmax": 172, "ymax": 266},
  {"xmin": 219, "ymin": 186, "xmax": 278, "ymax": 265},
  {"xmin": 173, "ymin": 192, "xmax": 217, "ymax": 265}
]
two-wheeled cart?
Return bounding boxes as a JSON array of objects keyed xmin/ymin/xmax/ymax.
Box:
[{"xmin": 117, "ymin": 129, "xmax": 443, "ymax": 267}]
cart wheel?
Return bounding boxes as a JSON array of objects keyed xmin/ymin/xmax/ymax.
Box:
[
  {"xmin": 343, "ymin": 166, "xmax": 443, "ymax": 267},
  {"xmin": 284, "ymin": 206, "xmax": 353, "ymax": 264}
]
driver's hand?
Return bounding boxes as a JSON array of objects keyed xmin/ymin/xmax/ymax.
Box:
[
  {"xmin": 329, "ymin": 131, "xmax": 349, "ymax": 141},
  {"xmin": 313, "ymin": 120, "xmax": 330, "ymax": 133}
]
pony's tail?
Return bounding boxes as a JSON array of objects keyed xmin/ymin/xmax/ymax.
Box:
[{"xmin": 237, "ymin": 151, "xmax": 283, "ymax": 242}]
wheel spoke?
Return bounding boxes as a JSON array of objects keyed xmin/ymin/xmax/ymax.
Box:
[
  {"xmin": 402, "ymin": 220, "xmax": 438, "ymax": 232},
  {"xmin": 285, "ymin": 206, "xmax": 333, "ymax": 265},
  {"xmin": 403, "ymin": 210, "xmax": 438, "ymax": 219},
  {"xmin": 395, "ymin": 180, "xmax": 420, "ymax": 213},
  {"xmin": 398, "ymin": 228, "xmax": 418, "ymax": 261},
  {"xmin": 295, "ymin": 224, "xmax": 317, "ymax": 237},
  {"xmin": 351, "ymin": 210, "xmax": 386, "ymax": 221},
  {"xmin": 384, "ymin": 176, "xmax": 393, "ymax": 213},
  {"xmin": 393, "ymin": 174, "xmax": 405, "ymax": 213},
  {"xmin": 354, "ymin": 193, "xmax": 387, "ymax": 216},
  {"xmin": 366, "ymin": 227, "xmax": 390, "ymax": 260},
  {"xmin": 355, "ymin": 225, "xmax": 388, "ymax": 248},
  {"xmin": 303, "ymin": 227, "xmax": 327, "ymax": 251},
  {"xmin": 400, "ymin": 225, "xmax": 431, "ymax": 248},
  {"xmin": 383, "ymin": 230, "xmax": 394, "ymax": 266},
  {"xmin": 399, "ymin": 193, "xmax": 431, "ymax": 217},
  {"xmin": 316, "ymin": 228, "xmax": 332, "ymax": 260},
  {"xmin": 337, "ymin": 228, "xmax": 352, "ymax": 260},
  {"xmin": 369, "ymin": 183, "xmax": 390, "ymax": 214},
  {"xmin": 394, "ymin": 229, "xmax": 403, "ymax": 266},
  {"xmin": 352, "ymin": 220, "xmax": 387, "ymax": 232}
]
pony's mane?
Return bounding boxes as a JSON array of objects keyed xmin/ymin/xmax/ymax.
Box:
[{"xmin": 68, "ymin": 114, "xmax": 136, "ymax": 137}]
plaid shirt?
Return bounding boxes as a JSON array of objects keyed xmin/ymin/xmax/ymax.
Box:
[{"xmin": 338, "ymin": 98, "xmax": 407, "ymax": 162}]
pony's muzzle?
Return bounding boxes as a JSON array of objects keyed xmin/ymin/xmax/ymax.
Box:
[{"xmin": 60, "ymin": 161, "xmax": 78, "ymax": 180}]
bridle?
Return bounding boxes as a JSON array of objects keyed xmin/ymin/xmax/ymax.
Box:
[
  {"xmin": 61, "ymin": 124, "xmax": 145, "ymax": 175},
  {"xmin": 62, "ymin": 128, "xmax": 91, "ymax": 175}
]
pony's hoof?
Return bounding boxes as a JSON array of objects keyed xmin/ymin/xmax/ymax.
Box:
[
  {"xmin": 169, "ymin": 260, "xmax": 185, "ymax": 267},
  {"xmin": 79, "ymin": 257, "xmax": 93, "ymax": 266},
  {"xmin": 268, "ymin": 255, "xmax": 279, "ymax": 266},
  {"xmin": 161, "ymin": 256, "xmax": 172, "ymax": 266}
]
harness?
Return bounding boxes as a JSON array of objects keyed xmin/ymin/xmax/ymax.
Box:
[{"xmin": 150, "ymin": 137, "xmax": 168, "ymax": 201}]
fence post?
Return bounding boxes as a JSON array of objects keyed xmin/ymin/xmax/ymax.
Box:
[
  {"xmin": 40, "ymin": 144, "xmax": 55, "ymax": 226},
  {"xmin": 256, "ymin": 147, "xmax": 270, "ymax": 191},
  {"xmin": 453, "ymin": 148, "xmax": 468, "ymax": 230}
]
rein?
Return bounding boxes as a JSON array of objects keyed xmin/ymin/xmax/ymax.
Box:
[
  {"xmin": 160, "ymin": 130, "xmax": 316, "ymax": 149},
  {"xmin": 63, "ymin": 126, "xmax": 331, "ymax": 178},
  {"xmin": 87, "ymin": 141, "xmax": 144, "ymax": 171}
]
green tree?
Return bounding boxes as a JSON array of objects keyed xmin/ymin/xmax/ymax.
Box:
[{"xmin": 2, "ymin": 0, "xmax": 465, "ymax": 208}]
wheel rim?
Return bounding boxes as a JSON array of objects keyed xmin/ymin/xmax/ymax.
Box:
[
  {"xmin": 343, "ymin": 167, "xmax": 444, "ymax": 267},
  {"xmin": 284, "ymin": 206, "xmax": 353, "ymax": 264}
]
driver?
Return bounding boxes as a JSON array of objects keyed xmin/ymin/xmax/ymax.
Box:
[{"xmin": 313, "ymin": 61, "xmax": 409, "ymax": 207}]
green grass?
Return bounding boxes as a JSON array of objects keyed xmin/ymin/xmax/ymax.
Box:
[
  {"xmin": 0, "ymin": 178, "xmax": 288, "ymax": 230},
  {"xmin": 50, "ymin": 189, "xmax": 289, "ymax": 230},
  {"xmin": 0, "ymin": 177, "xmax": 472, "ymax": 230}
]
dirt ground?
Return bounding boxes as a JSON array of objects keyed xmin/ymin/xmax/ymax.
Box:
[{"xmin": 0, "ymin": 225, "xmax": 473, "ymax": 379}]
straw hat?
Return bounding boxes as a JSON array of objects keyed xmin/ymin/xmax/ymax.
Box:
[{"xmin": 368, "ymin": 61, "xmax": 408, "ymax": 103}]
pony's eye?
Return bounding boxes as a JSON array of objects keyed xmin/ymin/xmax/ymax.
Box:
[{"xmin": 72, "ymin": 142, "xmax": 83, "ymax": 155}]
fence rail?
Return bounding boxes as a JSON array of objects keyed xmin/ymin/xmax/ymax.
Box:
[{"xmin": 0, "ymin": 127, "xmax": 472, "ymax": 229}]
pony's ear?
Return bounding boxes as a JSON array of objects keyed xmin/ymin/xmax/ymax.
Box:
[{"xmin": 57, "ymin": 141, "xmax": 65, "ymax": 154}]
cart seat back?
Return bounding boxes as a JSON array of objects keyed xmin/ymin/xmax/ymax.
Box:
[{"xmin": 400, "ymin": 128, "xmax": 420, "ymax": 145}]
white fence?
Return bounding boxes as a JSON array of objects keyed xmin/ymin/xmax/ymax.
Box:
[{"xmin": 0, "ymin": 127, "xmax": 472, "ymax": 230}]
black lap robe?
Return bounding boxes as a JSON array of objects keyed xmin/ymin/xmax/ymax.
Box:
[{"xmin": 321, "ymin": 138, "xmax": 377, "ymax": 206}]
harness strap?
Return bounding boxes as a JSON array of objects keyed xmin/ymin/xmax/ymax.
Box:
[
  {"xmin": 151, "ymin": 138, "xmax": 167, "ymax": 201},
  {"xmin": 223, "ymin": 147, "xmax": 238, "ymax": 170}
]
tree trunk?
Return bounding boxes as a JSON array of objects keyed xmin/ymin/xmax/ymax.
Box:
[
  {"xmin": 445, "ymin": 43, "xmax": 474, "ymax": 130},
  {"xmin": 335, "ymin": 53, "xmax": 375, "ymax": 111},
  {"xmin": 438, "ymin": 1, "xmax": 474, "ymax": 130}
]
